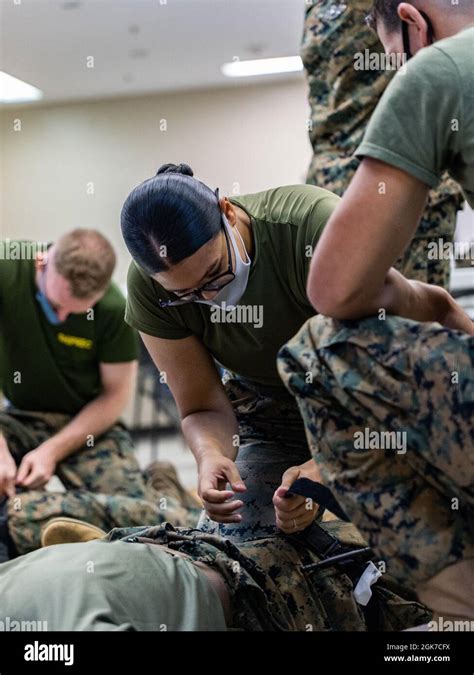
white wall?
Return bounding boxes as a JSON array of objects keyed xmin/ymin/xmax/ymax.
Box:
[{"xmin": 0, "ymin": 79, "xmax": 312, "ymax": 285}]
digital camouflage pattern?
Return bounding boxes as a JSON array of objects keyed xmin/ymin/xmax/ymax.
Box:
[
  {"xmin": 105, "ymin": 520, "xmax": 432, "ymax": 631},
  {"xmin": 277, "ymin": 314, "xmax": 474, "ymax": 590},
  {"xmin": 0, "ymin": 408, "xmax": 200, "ymax": 554},
  {"xmin": 197, "ymin": 373, "xmax": 313, "ymax": 541},
  {"xmin": 302, "ymin": 0, "xmax": 464, "ymax": 287}
]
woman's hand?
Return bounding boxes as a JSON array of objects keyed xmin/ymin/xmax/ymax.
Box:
[
  {"xmin": 198, "ymin": 451, "xmax": 246, "ymax": 524},
  {"xmin": 273, "ymin": 461, "xmax": 321, "ymax": 534}
]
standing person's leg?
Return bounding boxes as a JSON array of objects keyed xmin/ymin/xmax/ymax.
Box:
[
  {"xmin": 6, "ymin": 414, "xmax": 199, "ymax": 554},
  {"xmin": 394, "ymin": 193, "xmax": 462, "ymax": 289},
  {"xmin": 395, "ymin": 239, "xmax": 450, "ymax": 289},
  {"xmin": 277, "ymin": 315, "xmax": 474, "ymax": 613}
]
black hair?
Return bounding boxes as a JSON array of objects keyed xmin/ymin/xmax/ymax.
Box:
[
  {"xmin": 120, "ymin": 162, "xmax": 221, "ymax": 274},
  {"xmin": 368, "ymin": 1, "xmax": 407, "ymax": 33}
]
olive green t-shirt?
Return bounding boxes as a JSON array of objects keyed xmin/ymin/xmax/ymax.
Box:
[
  {"xmin": 356, "ymin": 26, "xmax": 474, "ymax": 207},
  {"xmin": 0, "ymin": 241, "xmax": 138, "ymax": 415},
  {"xmin": 125, "ymin": 184, "xmax": 340, "ymax": 387},
  {"xmin": 0, "ymin": 540, "xmax": 227, "ymax": 631}
]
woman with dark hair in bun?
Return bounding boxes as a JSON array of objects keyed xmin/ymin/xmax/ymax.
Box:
[{"xmin": 120, "ymin": 163, "xmax": 340, "ymax": 541}]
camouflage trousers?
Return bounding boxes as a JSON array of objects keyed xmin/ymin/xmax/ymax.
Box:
[
  {"xmin": 0, "ymin": 407, "xmax": 200, "ymax": 555},
  {"xmin": 105, "ymin": 521, "xmax": 431, "ymax": 631},
  {"xmin": 277, "ymin": 315, "xmax": 474, "ymax": 591},
  {"xmin": 395, "ymin": 234, "xmax": 452, "ymax": 290},
  {"xmin": 392, "ymin": 184, "xmax": 463, "ymax": 288}
]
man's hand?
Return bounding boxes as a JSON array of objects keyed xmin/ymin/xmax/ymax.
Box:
[
  {"xmin": 0, "ymin": 437, "xmax": 17, "ymax": 499},
  {"xmin": 16, "ymin": 444, "xmax": 57, "ymax": 490},
  {"xmin": 401, "ymin": 278, "xmax": 473, "ymax": 334},
  {"xmin": 273, "ymin": 461, "xmax": 321, "ymax": 534},
  {"xmin": 438, "ymin": 289, "xmax": 474, "ymax": 335},
  {"xmin": 198, "ymin": 451, "xmax": 246, "ymax": 524}
]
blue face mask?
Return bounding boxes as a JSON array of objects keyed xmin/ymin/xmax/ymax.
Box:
[{"xmin": 36, "ymin": 265, "xmax": 62, "ymax": 325}]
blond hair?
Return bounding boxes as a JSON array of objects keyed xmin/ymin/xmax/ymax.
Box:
[{"xmin": 53, "ymin": 229, "xmax": 116, "ymax": 299}]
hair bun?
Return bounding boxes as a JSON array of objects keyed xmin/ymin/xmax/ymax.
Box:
[{"xmin": 156, "ymin": 163, "xmax": 194, "ymax": 177}]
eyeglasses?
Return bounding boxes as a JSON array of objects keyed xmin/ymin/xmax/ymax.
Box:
[{"xmin": 158, "ymin": 205, "xmax": 235, "ymax": 308}]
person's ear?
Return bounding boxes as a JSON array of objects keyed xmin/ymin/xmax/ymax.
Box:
[
  {"xmin": 34, "ymin": 252, "xmax": 46, "ymax": 272},
  {"xmin": 398, "ymin": 2, "xmax": 419, "ymax": 25},
  {"xmin": 219, "ymin": 196, "xmax": 238, "ymax": 226},
  {"xmin": 398, "ymin": 2, "xmax": 432, "ymax": 50}
]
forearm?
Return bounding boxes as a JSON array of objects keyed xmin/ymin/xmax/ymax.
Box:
[
  {"xmin": 326, "ymin": 266, "xmax": 453, "ymax": 323},
  {"xmin": 181, "ymin": 408, "xmax": 239, "ymax": 464},
  {"xmin": 45, "ymin": 392, "xmax": 128, "ymax": 462},
  {"xmin": 381, "ymin": 269, "xmax": 473, "ymax": 333}
]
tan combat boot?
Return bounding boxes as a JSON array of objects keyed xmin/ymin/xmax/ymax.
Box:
[
  {"xmin": 41, "ymin": 517, "xmax": 107, "ymax": 547},
  {"xmin": 145, "ymin": 460, "xmax": 202, "ymax": 509}
]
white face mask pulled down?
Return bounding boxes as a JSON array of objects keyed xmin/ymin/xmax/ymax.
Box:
[{"xmin": 195, "ymin": 214, "xmax": 251, "ymax": 311}]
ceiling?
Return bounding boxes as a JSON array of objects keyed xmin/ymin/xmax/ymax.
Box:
[{"xmin": 0, "ymin": 0, "xmax": 307, "ymax": 106}]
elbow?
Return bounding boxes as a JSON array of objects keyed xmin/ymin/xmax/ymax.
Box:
[
  {"xmin": 308, "ymin": 292, "xmax": 357, "ymax": 320},
  {"xmin": 306, "ymin": 274, "xmax": 369, "ymax": 320}
]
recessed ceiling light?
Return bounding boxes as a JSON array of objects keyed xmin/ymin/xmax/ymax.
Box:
[
  {"xmin": 221, "ymin": 56, "xmax": 303, "ymax": 78},
  {"xmin": 0, "ymin": 71, "xmax": 43, "ymax": 104}
]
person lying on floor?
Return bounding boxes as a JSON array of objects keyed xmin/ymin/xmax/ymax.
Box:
[{"xmin": 0, "ymin": 516, "xmax": 431, "ymax": 632}]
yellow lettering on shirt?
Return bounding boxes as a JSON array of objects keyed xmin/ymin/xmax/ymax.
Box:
[{"xmin": 57, "ymin": 332, "xmax": 93, "ymax": 350}]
